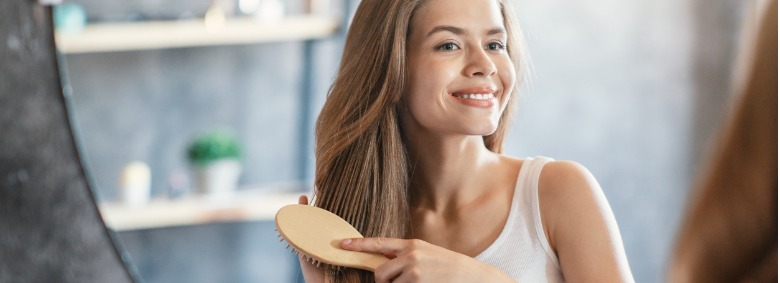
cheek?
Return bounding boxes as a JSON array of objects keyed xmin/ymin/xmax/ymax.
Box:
[
  {"xmin": 496, "ymin": 58, "xmax": 517, "ymax": 108},
  {"xmin": 405, "ymin": 59, "xmax": 457, "ymax": 108},
  {"xmin": 403, "ymin": 62, "xmax": 457, "ymax": 131},
  {"xmin": 498, "ymin": 59, "xmax": 517, "ymax": 94}
]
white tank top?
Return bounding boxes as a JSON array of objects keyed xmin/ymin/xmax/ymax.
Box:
[{"xmin": 474, "ymin": 156, "xmax": 565, "ymax": 282}]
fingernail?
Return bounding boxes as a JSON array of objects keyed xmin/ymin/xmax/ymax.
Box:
[{"xmin": 341, "ymin": 239, "xmax": 352, "ymax": 246}]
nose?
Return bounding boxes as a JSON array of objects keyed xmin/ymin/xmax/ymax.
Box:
[{"xmin": 464, "ymin": 47, "xmax": 497, "ymax": 77}]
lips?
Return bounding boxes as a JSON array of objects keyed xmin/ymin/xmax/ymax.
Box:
[{"xmin": 450, "ymin": 86, "xmax": 498, "ymax": 108}]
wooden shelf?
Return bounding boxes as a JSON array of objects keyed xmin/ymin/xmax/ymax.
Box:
[
  {"xmin": 99, "ymin": 189, "xmax": 304, "ymax": 231},
  {"xmin": 56, "ymin": 15, "xmax": 339, "ymax": 54}
]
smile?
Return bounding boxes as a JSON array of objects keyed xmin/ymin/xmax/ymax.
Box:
[
  {"xmin": 450, "ymin": 92, "xmax": 497, "ymax": 108},
  {"xmin": 452, "ymin": 93, "xmax": 495, "ymax": 100},
  {"xmin": 449, "ymin": 85, "xmax": 499, "ymax": 108}
]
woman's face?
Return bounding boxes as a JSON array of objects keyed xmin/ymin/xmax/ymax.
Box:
[{"xmin": 403, "ymin": 0, "xmax": 516, "ymax": 137}]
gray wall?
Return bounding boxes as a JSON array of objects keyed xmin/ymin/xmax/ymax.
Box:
[
  {"xmin": 58, "ymin": 0, "xmax": 751, "ymax": 282},
  {"xmin": 65, "ymin": 43, "xmax": 307, "ymax": 201},
  {"xmin": 59, "ymin": 0, "xmax": 342, "ymax": 282},
  {"xmin": 61, "ymin": 0, "xmax": 338, "ymax": 201},
  {"xmin": 505, "ymin": 0, "xmax": 750, "ymax": 282},
  {"xmin": 63, "ymin": 43, "xmax": 322, "ymax": 282}
]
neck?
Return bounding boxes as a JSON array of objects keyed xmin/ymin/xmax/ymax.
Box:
[{"xmin": 403, "ymin": 128, "xmax": 501, "ymax": 212}]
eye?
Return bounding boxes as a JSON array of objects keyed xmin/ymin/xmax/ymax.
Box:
[
  {"xmin": 487, "ymin": 42, "xmax": 506, "ymax": 51},
  {"xmin": 436, "ymin": 42, "xmax": 460, "ymax": 51}
]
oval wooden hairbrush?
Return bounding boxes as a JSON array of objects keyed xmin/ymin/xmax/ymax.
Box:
[{"xmin": 275, "ymin": 204, "xmax": 389, "ymax": 271}]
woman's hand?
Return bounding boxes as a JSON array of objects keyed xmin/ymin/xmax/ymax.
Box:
[
  {"xmin": 340, "ymin": 237, "xmax": 515, "ymax": 283},
  {"xmin": 296, "ymin": 195, "xmax": 325, "ymax": 283}
]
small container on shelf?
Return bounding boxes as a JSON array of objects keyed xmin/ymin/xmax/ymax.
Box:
[{"xmin": 119, "ymin": 161, "xmax": 151, "ymax": 206}]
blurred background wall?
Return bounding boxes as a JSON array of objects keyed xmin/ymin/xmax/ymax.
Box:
[
  {"xmin": 59, "ymin": 1, "xmax": 343, "ymax": 282},
  {"xmin": 506, "ymin": 0, "xmax": 754, "ymax": 281},
  {"xmin": 57, "ymin": 0, "xmax": 757, "ymax": 282}
]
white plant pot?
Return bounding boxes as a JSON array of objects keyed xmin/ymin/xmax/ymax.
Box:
[{"xmin": 194, "ymin": 159, "xmax": 242, "ymax": 197}]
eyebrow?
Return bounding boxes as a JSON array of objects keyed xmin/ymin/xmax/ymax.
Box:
[
  {"xmin": 426, "ymin": 26, "xmax": 506, "ymax": 37},
  {"xmin": 487, "ymin": 27, "xmax": 506, "ymax": 36}
]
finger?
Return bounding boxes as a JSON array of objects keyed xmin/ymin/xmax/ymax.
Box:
[
  {"xmin": 340, "ymin": 237, "xmax": 408, "ymax": 256},
  {"xmin": 386, "ymin": 270, "xmax": 420, "ymax": 283},
  {"xmin": 389, "ymin": 271, "xmax": 418, "ymax": 283},
  {"xmin": 373, "ymin": 256, "xmax": 408, "ymax": 283},
  {"xmin": 298, "ymin": 195, "xmax": 308, "ymax": 205}
]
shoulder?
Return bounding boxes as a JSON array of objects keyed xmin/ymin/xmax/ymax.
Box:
[
  {"xmin": 539, "ymin": 160, "xmax": 598, "ymax": 193},
  {"xmin": 536, "ymin": 160, "xmax": 610, "ymax": 250},
  {"xmin": 492, "ymin": 154, "xmax": 524, "ymax": 184},
  {"xmin": 497, "ymin": 154, "xmax": 524, "ymax": 171},
  {"xmin": 538, "ymin": 160, "xmax": 604, "ymax": 209},
  {"xmin": 539, "ymin": 161, "xmax": 633, "ymax": 282},
  {"xmin": 537, "ymin": 160, "xmax": 634, "ymax": 281}
]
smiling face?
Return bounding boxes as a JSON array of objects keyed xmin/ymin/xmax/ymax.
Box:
[{"xmin": 402, "ymin": 0, "xmax": 516, "ymax": 138}]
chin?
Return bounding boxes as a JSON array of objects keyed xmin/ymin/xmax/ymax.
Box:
[{"xmin": 464, "ymin": 122, "xmax": 499, "ymax": 136}]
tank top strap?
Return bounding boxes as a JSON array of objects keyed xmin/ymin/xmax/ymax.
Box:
[
  {"xmin": 474, "ymin": 156, "xmax": 565, "ymax": 282},
  {"xmin": 520, "ymin": 156, "xmax": 560, "ymax": 268}
]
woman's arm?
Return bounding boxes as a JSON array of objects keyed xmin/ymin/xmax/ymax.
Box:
[{"xmin": 539, "ymin": 161, "xmax": 634, "ymax": 282}]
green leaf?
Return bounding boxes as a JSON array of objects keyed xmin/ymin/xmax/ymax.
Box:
[{"xmin": 187, "ymin": 130, "xmax": 242, "ymax": 166}]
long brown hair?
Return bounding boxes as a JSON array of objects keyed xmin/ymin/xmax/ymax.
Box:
[
  {"xmin": 670, "ymin": 0, "xmax": 777, "ymax": 281},
  {"xmin": 313, "ymin": 0, "xmax": 525, "ymax": 281}
]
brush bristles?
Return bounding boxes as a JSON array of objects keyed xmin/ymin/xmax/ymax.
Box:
[{"xmin": 278, "ymin": 232, "xmax": 329, "ymax": 268}]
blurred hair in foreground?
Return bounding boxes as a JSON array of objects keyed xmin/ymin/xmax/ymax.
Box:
[{"xmin": 669, "ymin": 0, "xmax": 778, "ymax": 282}]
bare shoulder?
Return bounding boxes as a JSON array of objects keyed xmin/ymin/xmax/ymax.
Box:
[
  {"xmin": 495, "ymin": 154, "xmax": 524, "ymax": 181},
  {"xmin": 537, "ymin": 160, "xmax": 606, "ymax": 242},
  {"xmin": 538, "ymin": 160, "xmax": 603, "ymax": 206},
  {"xmin": 540, "ymin": 160, "xmax": 598, "ymax": 190},
  {"xmin": 538, "ymin": 160, "xmax": 634, "ymax": 281},
  {"xmin": 497, "ymin": 154, "xmax": 524, "ymax": 167}
]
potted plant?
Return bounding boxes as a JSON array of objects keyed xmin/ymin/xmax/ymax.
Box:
[{"xmin": 187, "ymin": 131, "xmax": 242, "ymax": 197}]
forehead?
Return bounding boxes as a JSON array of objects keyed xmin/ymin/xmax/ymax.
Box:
[{"xmin": 411, "ymin": 0, "xmax": 505, "ymax": 34}]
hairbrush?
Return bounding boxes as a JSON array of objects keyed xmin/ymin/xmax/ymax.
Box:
[{"xmin": 275, "ymin": 204, "xmax": 389, "ymax": 271}]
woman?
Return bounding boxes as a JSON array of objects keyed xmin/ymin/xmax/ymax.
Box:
[{"xmin": 299, "ymin": 0, "xmax": 634, "ymax": 281}]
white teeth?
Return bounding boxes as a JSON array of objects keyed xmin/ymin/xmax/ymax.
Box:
[{"xmin": 455, "ymin": 93, "xmax": 495, "ymax": 100}]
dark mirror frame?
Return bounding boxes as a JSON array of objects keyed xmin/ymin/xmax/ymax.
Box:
[{"xmin": 0, "ymin": 1, "xmax": 136, "ymax": 281}]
